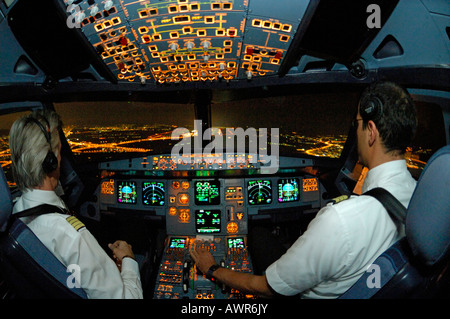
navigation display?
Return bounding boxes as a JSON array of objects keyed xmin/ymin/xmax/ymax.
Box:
[
  {"xmin": 194, "ymin": 180, "xmax": 221, "ymax": 205},
  {"xmin": 278, "ymin": 178, "xmax": 300, "ymax": 202},
  {"xmin": 169, "ymin": 237, "xmax": 187, "ymax": 249},
  {"xmin": 117, "ymin": 181, "xmax": 137, "ymax": 204},
  {"xmin": 247, "ymin": 180, "xmax": 272, "ymax": 205},
  {"xmin": 142, "ymin": 181, "xmax": 165, "ymax": 206},
  {"xmin": 195, "ymin": 210, "xmax": 221, "ymax": 234}
]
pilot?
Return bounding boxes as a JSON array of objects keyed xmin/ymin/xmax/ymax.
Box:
[
  {"xmin": 190, "ymin": 81, "xmax": 418, "ymax": 298},
  {"xmin": 9, "ymin": 109, "xmax": 143, "ymax": 299}
]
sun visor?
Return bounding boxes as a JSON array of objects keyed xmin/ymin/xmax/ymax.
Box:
[
  {"xmin": 279, "ymin": 0, "xmax": 400, "ymax": 76},
  {"xmin": 7, "ymin": 0, "xmax": 115, "ymax": 82}
]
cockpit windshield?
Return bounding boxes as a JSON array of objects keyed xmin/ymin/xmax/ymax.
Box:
[
  {"xmin": 52, "ymin": 89, "xmax": 359, "ymax": 164},
  {"xmin": 55, "ymin": 101, "xmax": 195, "ymax": 163}
]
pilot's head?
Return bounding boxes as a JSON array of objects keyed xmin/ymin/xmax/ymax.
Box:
[
  {"xmin": 9, "ymin": 110, "xmax": 62, "ymax": 191},
  {"xmin": 356, "ymin": 81, "xmax": 417, "ymax": 166}
]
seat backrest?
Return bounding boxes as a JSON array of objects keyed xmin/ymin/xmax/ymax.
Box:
[
  {"xmin": 406, "ymin": 145, "xmax": 450, "ymax": 267},
  {"xmin": 0, "ymin": 168, "xmax": 87, "ymax": 299},
  {"xmin": 0, "ymin": 167, "xmax": 12, "ymax": 233},
  {"xmin": 340, "ymin": 145, "xmax": 450, "ymax": 299}
]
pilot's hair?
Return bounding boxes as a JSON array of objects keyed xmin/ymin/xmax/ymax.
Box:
[
  {"xmin": 9, "ymin": 109, "xmax": 62, "ymax": 190},
  {"xmin": 359, "ymin": 81, "xmax": 417, "ymax": 155}
]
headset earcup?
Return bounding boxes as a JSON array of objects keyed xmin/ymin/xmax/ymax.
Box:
[
  {"xmin": 361, "ymin": 96, "xmax": 383, "ymax": 121},
  {"xmin": 43, "ymin": 151, "xmax": 58, "ymax": 174}
]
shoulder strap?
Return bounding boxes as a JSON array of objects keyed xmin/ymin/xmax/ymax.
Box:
[
  {"xmin": 363, "ymin": 187, "xmax": 407, "ymax": 224},
  {"xmin": 13, "ymin": 204, "xmax": 68, "ymax": 219}
]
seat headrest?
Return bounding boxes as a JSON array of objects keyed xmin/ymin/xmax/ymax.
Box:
[
  {"xmin": 406, "ymin": 145, "xmax": 450, "ymax": 267},
  {"xmin": 0, "ymin": 167, "xmax": 13, "ymax": 232}
]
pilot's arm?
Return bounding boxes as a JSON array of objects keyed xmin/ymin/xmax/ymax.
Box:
[
  {"xmin": 59, "ymin": 216, "xmax": 143, "ymax": 299},
  {"xmin": 190, "ymin": 246, "xmax": 273, "ymax": 298}
]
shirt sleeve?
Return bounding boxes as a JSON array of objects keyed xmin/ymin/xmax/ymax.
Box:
[
  {"xmin": 265, "ymin": 205, "xmax": 351, "ymax": 296},
  {"xmin": 58, "ymin": 220, "xmax": 143, "ymax": 299}
]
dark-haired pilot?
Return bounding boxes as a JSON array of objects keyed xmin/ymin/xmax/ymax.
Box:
[
  {"xmin": 9, "ymin": 109, "xmax": 143, "ymax": 299},
  {"xmin": 191, "ymin": 81, "xmax": 418, "ymax": 298}
]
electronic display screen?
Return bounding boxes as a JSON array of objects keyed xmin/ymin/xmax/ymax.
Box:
[
  {"xmin": 194, "ymin": 180, "xmax": 220, "ymax": 205},
  {"xmin": 195, "ymin": 210, "xmax": 221, "ymax": 234},
  {"xmin": 303, "ymin": 178, "xmax": 319, "ymax": 192},
  {"xmin": 169, "ymin": 237, "xmax": 186, "ymax": 249},
  {"xmin": 117, "ymin": 181, "xmax": 137, "ymax": 204},
  {"xmin": 142, "ymin": 181, "xmax": 165, "ymax": 206},
  {"xmin": 227, "ymin": 237, "xmax": 245, "ymax": 249},
  {"xmin": 247, "ymin": 180, "xmax": 272, "ymax": 205},
  {"xmin": 278, "ymin": 178, "xmax": 300, "ymax": 202}
]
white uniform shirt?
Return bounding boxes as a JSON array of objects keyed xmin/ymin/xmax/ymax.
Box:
[
  {"xmin": 266, "ymin": 160, "xmax": 417, "ymax": 299},
  {"xmin": 13, "ymin": 189, "xmax": 143, "ymax": 299}
]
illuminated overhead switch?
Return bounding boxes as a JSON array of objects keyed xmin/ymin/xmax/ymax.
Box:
[
  {"xmin": 170, "ymin": 43, "xmax": 179, "ymax": 52},
  {"xmin": 201, "ymin": 40, "xmax": 210, "ymax": 51},
  {"xmin": 275, "ymin": 51, "xmax": 283, "ymax": 59},
  {"xmin": 186, "ymin": 41, "xmax": 194, "ymax": 52},
  {"xmin": 246, "ymin": 47, "xmax": 253, "ymax": 55},
  {"xmin": 119, "ymin": 37, "xmax": 128, "ymax": 46}
]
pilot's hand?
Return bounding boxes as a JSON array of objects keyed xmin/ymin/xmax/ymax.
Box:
[
  {"xmin": 108, "ymin": 240, "xmax": 135, "ymax": 265},
  {"xmin": 190, "ymin": 243, "xmax": 216, "ymax": 274}
]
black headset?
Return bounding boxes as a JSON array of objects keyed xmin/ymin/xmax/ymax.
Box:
[
  {"xmin": 25, "ymin": 116, "xmax": 58, "ymax": 174},
  {"xmin": 360, "ymin": 94, "xmax": 384, "ymax": 122}
]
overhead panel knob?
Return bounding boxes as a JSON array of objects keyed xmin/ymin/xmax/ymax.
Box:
[
  {"xmin": 170, "ymin": 42, "xmax": 179, "ymax": 52},
  {"xmin": 186, "ymin": 42, "xmax": 194, "ymax": 52},
  {"xmin": 201, "ymin": 40, "xmax": 210, "ymax": 51},
  {"xmin": 104, "ymin": 0, "xmax": 114, "ymax": 11}
]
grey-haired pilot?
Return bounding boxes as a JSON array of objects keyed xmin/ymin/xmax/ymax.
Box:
[{"xmin": 9, "ymin": 109, "xmax": 143, "ymax": 299}]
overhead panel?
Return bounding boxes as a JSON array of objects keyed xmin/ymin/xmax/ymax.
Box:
[
  {"xmin": 241, "ymin": 0, "xmax": 307, "ymax": 79},
  {"xmin": 63, "ymin": 0, "xmax": 309, "ymax": 84},
  {"xmin": 124, "ymin": 0, "xmax": 247, "ymax": 84}
]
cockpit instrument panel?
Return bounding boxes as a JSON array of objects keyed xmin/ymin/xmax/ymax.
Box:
[
  {"xmin": 194, "ymin": 180, "xmax": 220, "ymax": 205},
  {"xmin": 142, "ymin": 181, "xmax": 166, "ymax": 206},
  {"xmin": 117, "ymin": 181, "xmax": 137, "ymax": 204},
  {"xmin": 247, "ymin": 180, "xmax": 272, "ymax": 205},
  {"xmin": 277, "ymin": 178, "xmax": 300, "ymax": 203},
  {"xmin": 195, "ymin": 209, "xmax": 221, "ymax": 234}
]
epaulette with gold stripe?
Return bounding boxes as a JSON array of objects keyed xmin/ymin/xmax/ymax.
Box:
[
  {"xmin": 66, "ymin": 216, "xmax": 86, "ymax": 232},
  {"xmin": 329, "ymin": 195, "xmax": 349, "ymax": 205}
]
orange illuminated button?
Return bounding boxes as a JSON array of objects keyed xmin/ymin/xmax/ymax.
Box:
[
  {"xmin": 168, "ymin": 207, "xmax": 177, "ymax": 216},
  {"xmin": 179, "ymin": 193, "xmax": 189, "ymax": 204},
  {"xmin": 172, "ymin": 181, "xmax": 180, "ymax": 189},
  {"xmin": 181, "ymin": 181, "xmax": 190, "ymax": 189},
  {"xmin": 178, "ymin": 209, "xmax": 190, "ymax": 223},
  {"xmin": 227, "ymin": 222, "xmax": 238, "ymax": 234}
]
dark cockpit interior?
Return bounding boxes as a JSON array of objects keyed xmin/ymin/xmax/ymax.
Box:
[{"xmin": 0, "ymin": 0, "xmax": 449, "ymax": 301}]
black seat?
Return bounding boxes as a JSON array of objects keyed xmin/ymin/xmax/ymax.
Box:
[
  {"xmin": 0, "ymin": 168, "xmax": 87, "ymax": 299},
  {"xmin": 340, "ymin": 145, "xmax": 450, "ymax": 298}
]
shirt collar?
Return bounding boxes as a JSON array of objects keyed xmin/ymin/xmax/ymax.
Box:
[
  {"xmin": 362, "ymin": 160, "xmax": 408, "ymax": 194},
  {"xmin": 21, "ymin": 189, "xmax": 68, "ymax": 210}
]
